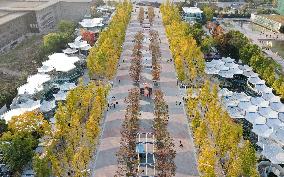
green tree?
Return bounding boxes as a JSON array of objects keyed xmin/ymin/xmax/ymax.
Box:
[
  {"xmin": 33, "ymin": 155, "xmax": 51, "ymax": 177},
  {"xmin": 58, "ymin": 20, "xmax": 75, "ymax": 35},
  {"xmin": 239, "ymin": 43, "xmax": 261, "ymax": 64},
  {"xmin": 0, "ymin": 119, "xmax": 8, "ymax": 135},
  {"xmin": 43, "ymin": 33, "xmax": 65, "ymax": 54},
  {"xmin": 216, "ymin": 30, "xmax": 249, "ymax": 59},
  {"xmin": 201, "ymin": 36, "xmax": 215, "ymax": 54},
  {"xmin": 0, "ymin": 133, "xmax": 37, "ymax": 173},
  {"xmin": 188, "ymin": 23, "xmax": 204, "ymax": 45},
  {"xmin": 93, "ymin": 0, "xmax": 105, "ymax": 7},
  {"xmin": 203, "ymin": 6, "xmax": 214, "ymax": 22},
  {"xmin": 58, "ymin": 21, "xmax": 75, "ymax": 43}
]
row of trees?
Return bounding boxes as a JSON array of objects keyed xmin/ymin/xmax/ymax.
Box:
[
  {"xmin": 153, "ymin": 90, "xmax": 176, "ymax": 176},
  {"xmin": 130, "ymin": 31, "xmax": 144, "ymax": 83},
  {"xmin": 34, "ymin": 82, "xmax": 108, "ymax": 176},
  {"xmin": 188, "ymin": 82, "xmax": 259, "ymax": 176},
  {"xmin": 160, "ymin": 2, "xmax": 259, "ymax": 176},
  {"xmin": 148, "ymin": 6, "xmax": 155, "ymax": 26},
  {"xmin": 149, "ymin": 30, "xmax": 161, "ymax": 81},
  {"xmin": 0, "ymin": 111, "xmax": 50, "ymax": 176},
  {"xmin": 160, "ymin": 2, "xmax": 205, "ymax": 86},
  {"xmin": 87, "ymin": 1, "xmax": 132, "ymax": 80},
  {"xmin": 138, "ymin": 7, "xmax": 144, "ymax": 25},
  {"xmin": 215, "ymin": 30, "xmax": 284, "ymax": 98},
  {"xmin": 116, "ymin": 88, "xmax": 140, "ymax": 176}
]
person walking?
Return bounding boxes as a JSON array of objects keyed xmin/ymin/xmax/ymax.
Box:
[{"xmin": 179, "ymin": 140, "xmax": 183, "ymax": 148}]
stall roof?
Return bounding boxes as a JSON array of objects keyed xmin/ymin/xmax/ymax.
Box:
[
  {"xmin": 252, "ymin": 124, "xmax": 273, "ymax": 138},
  {"xmin": 79, "ymin": 18, "xmax": 104, "ymax": 28},
  {"xmin": 18, "ymin": 73, "xmax": 51, "ymax": 95},
  {"xmin": 53, "ymin": 91, "xmax": 68, "ymax": 101},
  {"xmin": 40, "ymin": 100, "xmax": 56, "ymax": 113},
  {"xmin": 1, "ymin": 105, "xmax": 40, "ymax": 122},
  {"xmin": 261, "ymin": 143, "xmax": 284, "ymax": 164},
  {"xmin": 43, "ymin": 53, "xmax": 80, "ymax": 72}
]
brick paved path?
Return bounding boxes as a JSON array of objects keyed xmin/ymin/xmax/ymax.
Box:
[{"xmin": 92, "ymin": 6, "xmax": 199, "ymax": 177}]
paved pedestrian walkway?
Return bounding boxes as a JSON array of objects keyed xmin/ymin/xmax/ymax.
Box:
[{"xmin": 92, "ymin": 6, "xmax": 199, "ymax": 177}]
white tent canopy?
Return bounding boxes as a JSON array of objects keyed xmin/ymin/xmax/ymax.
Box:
[
  {"xmin": 18, "ymin": 74, "xmax": 51, "ymax": 95},
  {"xmin": 18, "ymin": 100, "xmax": 40, "ymax": 109},
  {"xmin": 227, "ymin": 106, "xmax": 244, "ymax": 118},
  {"xmin": 252, "ymin": 124, "xmax": 273, "ymax": 138},
  {"xmin": 258, "ymin": 107, "xmax": 279, "ymax": 119},
  {"xmin": 37, "ymin": 65, "xmax": 54, "ymax": 73},
  {"xmin": 79, "ymin": 18, "xmax": 104, "ymax": 28},
  {"xmin": 248, "ymin": 76, "xmax": 265, "ymax": 85},
  {"xmin": 63, "ymin": 48, "xmax": 78, "ymax": 54},
  {"xmin": 239, "ymin": 64, "xmax": 253, "ymax": 72},
  {"xmin": 68, "ymin": 40, "xmax": 89, "ymax": 49},
  {"xmin": 57, "ymin": 82, "xmax": 77, "ymax": 91},
  {"xmin": 251, "ymin": 97, "xmax": 269, "ymax": 108},
  {"xmin": 221, "ymin": 57, "xmax": 235, "ymax": 63},
  {"xmin": 40, "ymin": 100, "xmax": 56, "ymax": 113},
  {"xmin": 255, "ymin": 84, "xmax": 273, "ymax": 93},
  {"xmin": 1, "ymin": 104, "xmax": 40, "ymax": 122},
  {"xmin": 261, "ymin": 143, "xmax": 284, "ymax": 164},
  {"xmin": 43, "ymin": 53, "xmax": 80, "ymax": 72},
  {"xmin": 53, "ymin": 91, "xmax": 68, "ymax": 101}
]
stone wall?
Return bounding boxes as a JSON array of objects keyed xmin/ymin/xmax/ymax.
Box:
[
  {"xmin": 0, "ymin": 1, "xmax": 91, "ymax": 51},
  {"xmin": 59, "ymin": 1, "xmax": 91, "ymax": 22},
  {"xmin": 35, "ymin": 2, "xmax": 61, "ymax": 33},
  {"xmin": 0, "ymin": 12, "xmax": 36, "ymax": 50}
]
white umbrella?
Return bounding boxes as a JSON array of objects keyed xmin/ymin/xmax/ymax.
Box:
[
  {"xmin": 252, "ymin": 124, "xmax": 273, "ymax": 138},
  {"xmin": 221, "ymin": 57, "xmax": 235, "ymax": 63},
  {"xmin": 248, "ymin": 76, "xmax": 265, "ymax": 85},
  {"xmin": 245, "ymin": 112, "xmax": 266, "ymax": 124},
  {"xmin": 258, "ymin": 107, "xmax": 279, "ymax": 119},
  {"xmin": 205, "ymin": 67, "xmax": 220, "ymax": 75},
  {"xmin": 227, "ymin": 106, "xmax": 244, "ymax": 118},
  {"xmin": 251, "ymin": 97, "xmax": 269, "ymax": 107},
  {"xmin": 266, "ymin": 118, "xmax": 283, "ymax": 128},
  {"xmin": 40, "ymin": 100, "xmax": 56, "ymax": 113},
  {"xmin": 261, "ymin": 143, "xmax": 284, "ymax": 164},
  {"xmin": 239, "ymin": 64, "xmax": 253, "ymax": 72},
  {"xmin": 63, "ymin": 48, "xmax": 78, "ymax": 54}
]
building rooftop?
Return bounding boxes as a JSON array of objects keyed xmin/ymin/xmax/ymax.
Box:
[
  {"xmin": 261, "ymin": 14, "xmax": 284, "ymax": 25},
  {"xmin": 182, "ymin": 7, "xmax": 203, "ymax": 14},
  {"xmin": 0, "ymin": 0, "xmax": 91, "ymax": 11}
]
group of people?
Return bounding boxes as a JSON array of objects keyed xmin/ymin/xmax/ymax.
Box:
[{"xmin": 107, "ymin": 96, "xmax": 118, "ymax": 110}]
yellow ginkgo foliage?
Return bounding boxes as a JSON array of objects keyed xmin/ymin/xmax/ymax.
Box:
[{"xmin": 9, "ymin": 111, "xmax": 50, "ymax": 136}]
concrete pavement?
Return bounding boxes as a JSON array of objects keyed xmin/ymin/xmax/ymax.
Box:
[{"xmin": 92, "ymin": 6, "xmax": 199, "ymax": 177}]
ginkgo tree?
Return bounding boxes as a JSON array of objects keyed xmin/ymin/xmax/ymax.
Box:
[
  {"xmin": 87, "ymin": 1, "xmax": 132, "ymax": 80},
  {"xmin": 187, "ymin": 81, "xmax": 259, "ymax": 177},
  {"xmin": 116, "ymin": 88, "xmax": 140, "ymax": 176},
  {"xmin": 160, "ymin": 2, "xmax": 205, "ymax": 86},
  {"xmin": 42, "ymin": 82, "xmax": 108, "ymax": 177},
  {"xmin": 149, "ymin": 30, "xmax": 161, "ymax": 82},
  {"xmin": 161, "ymin": 2, "xmax": 258, "ymax": 177},
  {"xmin": 148, "ymin": 6, "xmax": 155, "ymax": 26},
  {"xmin": 129, "ymin": 31, "xmax": 143, "ymax": 83},
  {"xmin": 0, "ymin": 111, "xmax": 50, "ymax": 175},
  {"xmin": 153, "ymin": 90, "xmax": 176, "ymax": 177},
  {"xmin": 138, "ymin": 7, "xmax": 144, "ymax": 25}
]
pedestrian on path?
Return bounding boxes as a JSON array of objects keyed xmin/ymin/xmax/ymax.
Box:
[{"xmin": 179, "ymin": 140, "xmax": 183, "ymax": 148}]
